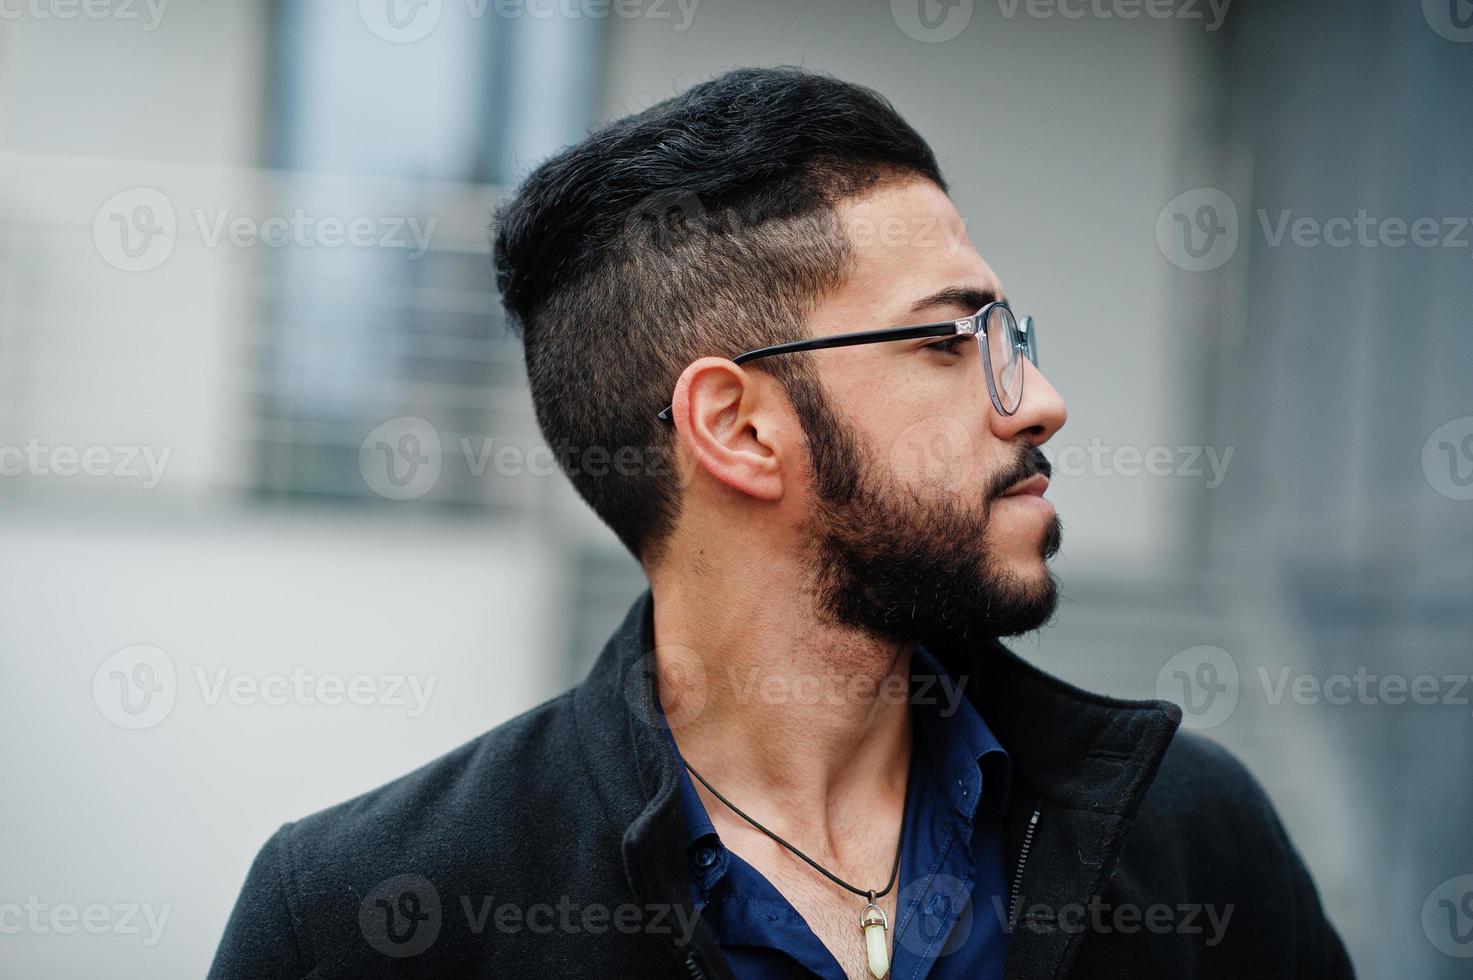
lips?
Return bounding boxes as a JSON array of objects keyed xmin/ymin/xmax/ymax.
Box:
[{"xmin": 999, "ymin": 474, "xmax": 1050, "ymax": 498}]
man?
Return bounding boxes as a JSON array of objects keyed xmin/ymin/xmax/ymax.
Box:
[{"xmin": 210, "ymin": 67, "xmax": 1353, "ymax": 979}]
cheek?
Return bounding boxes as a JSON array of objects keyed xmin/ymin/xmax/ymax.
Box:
[
  {"xmin": 879, "ymin": 414, "xmax": 1001, "ymax": 496},
  {"xmin": 831, "ymin": 361, "xmax": 1002, "ymax": 493}
]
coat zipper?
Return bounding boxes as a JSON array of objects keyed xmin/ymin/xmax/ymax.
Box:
[{"xmin": 1007, "ymin": 808, "xmax": 1041, "ymax": 928}]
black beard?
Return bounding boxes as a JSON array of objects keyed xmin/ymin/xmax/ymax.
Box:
[{"xmin": 795, "ymin": 387, "xmax": 1062, "ymax": 647}]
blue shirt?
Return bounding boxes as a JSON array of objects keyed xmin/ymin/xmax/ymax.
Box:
[{"xmin": 658, "ymin": 643, "xmax": 1012, "ymax": 980}]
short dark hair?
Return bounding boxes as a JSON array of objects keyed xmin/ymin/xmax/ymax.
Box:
[{"xmin": 492, "ymin": 66, "xmax": 946, "ymax": 565}]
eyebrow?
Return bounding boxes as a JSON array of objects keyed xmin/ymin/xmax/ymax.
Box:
[{"xmin": 908, "ymin": 285, "xmax": 999, "ymax": 317}]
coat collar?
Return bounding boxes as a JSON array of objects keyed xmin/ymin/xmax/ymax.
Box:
[{"xmin": 573, "ymin": 587, "xmax": 1182, "ymax": 979}]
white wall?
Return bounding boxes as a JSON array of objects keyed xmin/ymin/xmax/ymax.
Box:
[
  {"xmin": 0, "ymin": 5, "xmax": 573, "ymax": 977},
  {"xmin": 0, "ymin": 512, "xmax": 563, "ymax": 979},
  {"xmin": 0, "ymin": 0, "xmax": 270, "ymax": 500}
]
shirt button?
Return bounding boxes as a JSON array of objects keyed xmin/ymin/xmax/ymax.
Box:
[
  {"xmin": 692, "ymin": 847, "xmax": 718, "ymax": 870},
  {"xmin": 958, "ymin": 778, "xmax": 969, "ymax": 797}
]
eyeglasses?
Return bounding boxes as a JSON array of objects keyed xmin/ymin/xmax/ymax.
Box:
[{"xmin": 657, "ymin": 300, "xmax": 1038, "ymax": 423}]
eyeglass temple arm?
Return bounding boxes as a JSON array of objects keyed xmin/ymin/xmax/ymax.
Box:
[{"xmin": 655, "ymin": 322, "xmax": 957, "ymax": 423}]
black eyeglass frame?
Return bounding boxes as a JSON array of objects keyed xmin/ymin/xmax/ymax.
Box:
[{"xmin": 656, "ymin": 300, "xmax": 1038, "ymax": 423}]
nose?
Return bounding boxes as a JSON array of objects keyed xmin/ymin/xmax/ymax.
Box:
[{"xmin": 992, "ymin": 360, "xmax": 1067, "ymax": 447}]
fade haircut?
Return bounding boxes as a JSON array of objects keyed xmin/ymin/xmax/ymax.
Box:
[{"xmin": 492, "ymin": 66, "xmax": 946, "ymax": 566}]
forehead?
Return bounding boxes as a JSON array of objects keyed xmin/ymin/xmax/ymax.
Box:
[{"xmin": 826, "ymin": 178, "xmax": 1003, "ymax": 322}]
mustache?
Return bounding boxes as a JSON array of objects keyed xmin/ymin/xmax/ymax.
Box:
[{"xmin": 984, "ymin": 443, "xmax": 1053, "ymax": 502}]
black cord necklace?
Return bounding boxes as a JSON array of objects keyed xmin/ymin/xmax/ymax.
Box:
[{"xmin": 682, "ymin": 759, "xmax": 900, "ymax": 979}]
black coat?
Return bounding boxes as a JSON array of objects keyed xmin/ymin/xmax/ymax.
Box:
[{"xmin": 209, "ymin": 588, "xmax": 1355, "ymax": 979}]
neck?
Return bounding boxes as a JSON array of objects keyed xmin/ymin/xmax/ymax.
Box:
[{"xmin": 649, "ymin": 552, "xmax": 915, "ymax": 849}]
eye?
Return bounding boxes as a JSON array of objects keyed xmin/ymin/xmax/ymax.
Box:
[{"xmin": 926, "ymin": 336, "xmax": 968, "ymax": 356}]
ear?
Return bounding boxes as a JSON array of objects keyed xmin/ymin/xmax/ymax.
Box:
[{"xmin": 668, "ymin": 357, "xmax": 786, "ymax": 502}]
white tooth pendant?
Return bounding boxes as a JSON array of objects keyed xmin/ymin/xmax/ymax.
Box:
[{"xmin": 860, "ymin": 897, "xmax": 890, "ymax": 979}]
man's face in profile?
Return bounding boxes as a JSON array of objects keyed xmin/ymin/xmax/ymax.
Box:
[{"xmin": 791, "ymin": 178, "xmax": 1070, "ymax": 645}]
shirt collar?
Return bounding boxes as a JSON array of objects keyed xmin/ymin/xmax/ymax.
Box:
[
  {"xmin": 657, "ymin": 641, "xmax": 1011, "ymax": 861},
  {"xmin": 659, "ymin": 724, "xmax": 728, "ymax": 894},
  {"xmin": 912, "ymin": 640, "xmax": 1012, "ymax": 824}
]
